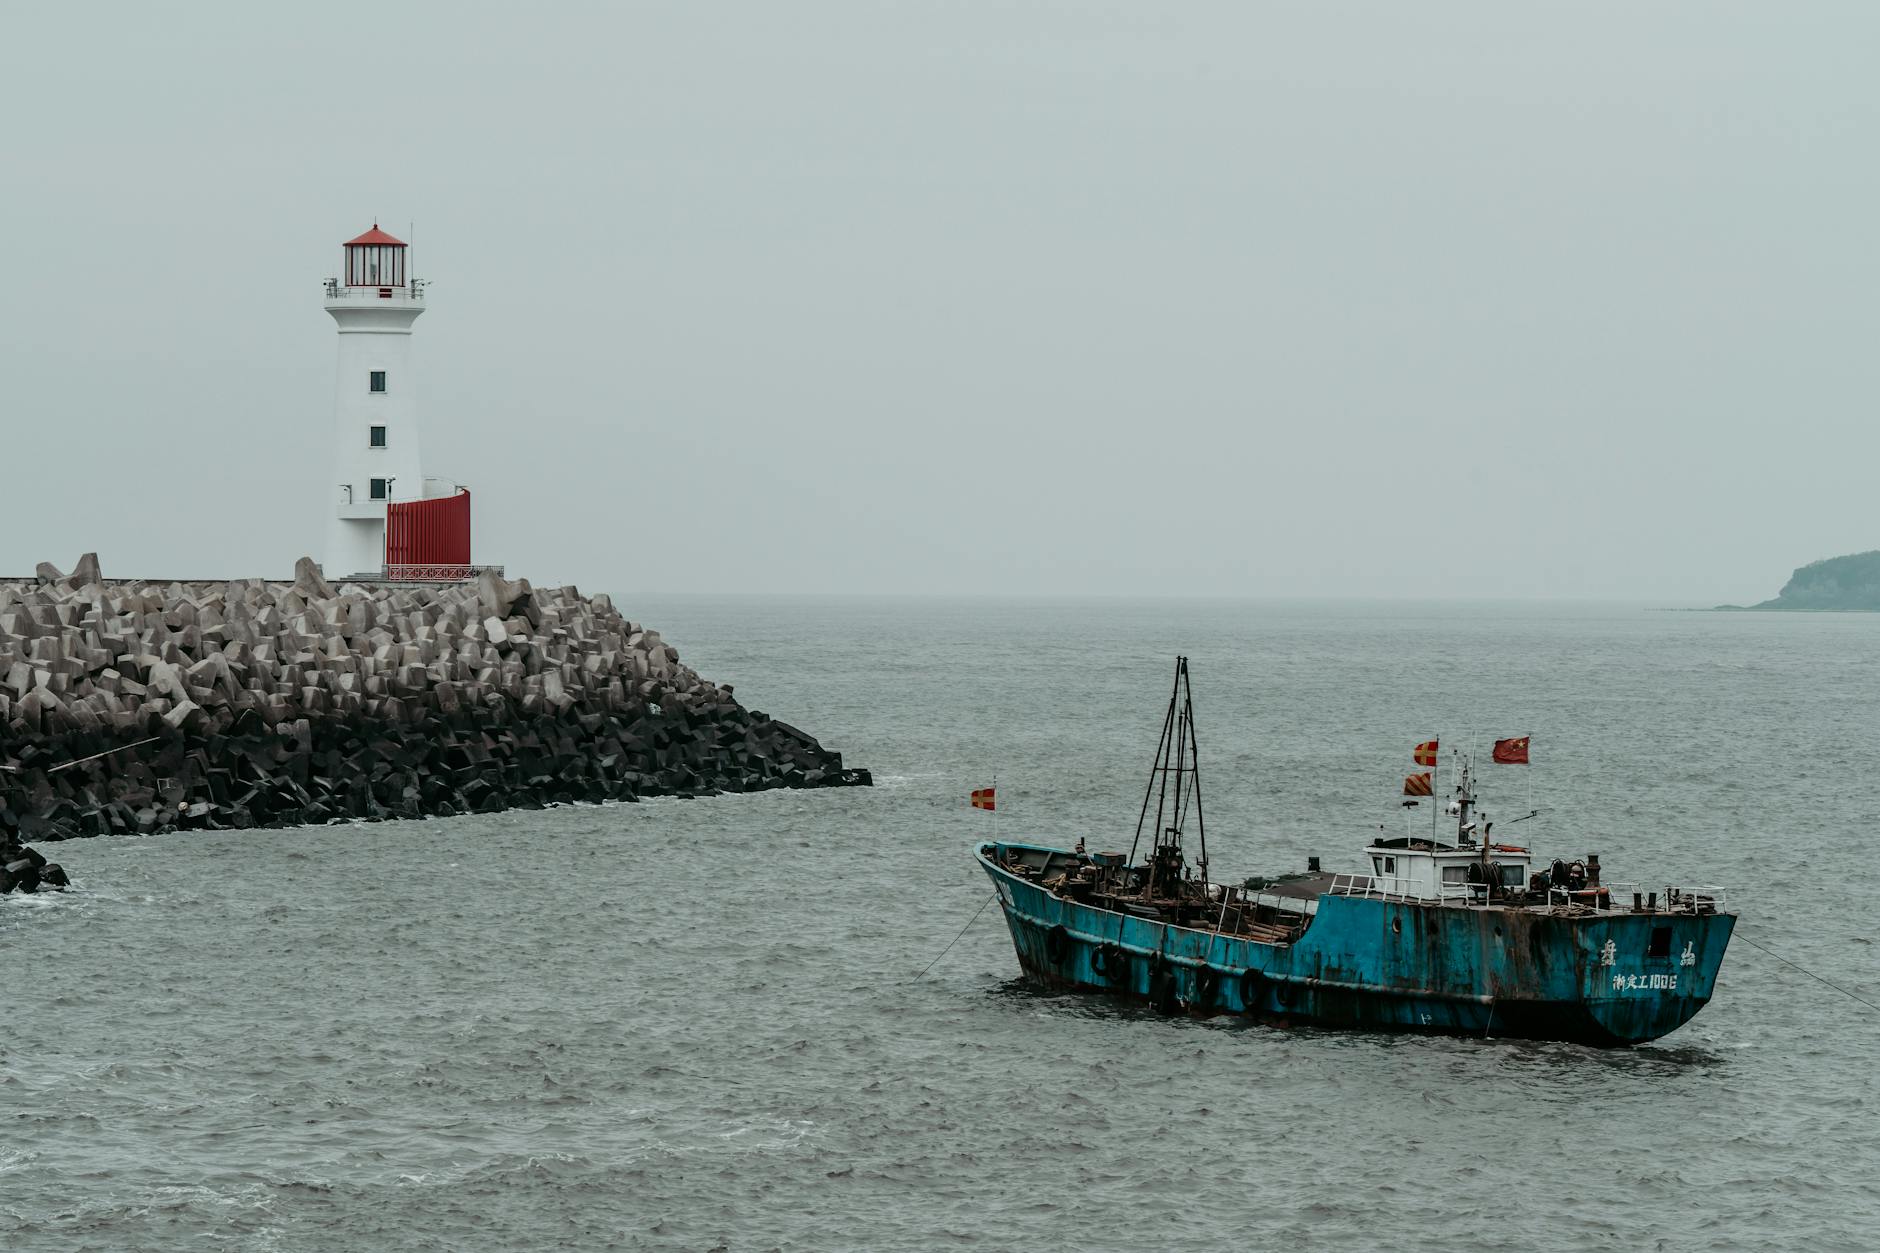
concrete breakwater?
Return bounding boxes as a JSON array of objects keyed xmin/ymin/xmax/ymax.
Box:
[{"xmin": 0, "ymin": 555, "xmax": 866, "ymax": 857}]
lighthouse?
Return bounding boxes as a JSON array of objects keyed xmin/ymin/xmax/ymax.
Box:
[{"xmin": 322, "ymin": 224, "xmax": 472, "ymax": 579}]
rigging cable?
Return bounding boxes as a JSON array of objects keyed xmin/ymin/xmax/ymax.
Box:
[
  {"xmin": 1129, "ymin": 672, "xmax": 1176, "ymax": 863},
  {"xmin": 1732, "ymin": 930, "xmax": 1878, "ymax": 1013},
  {"xmin": 911, "ymin": 893, "xmax": 997, "ymax": 982}
]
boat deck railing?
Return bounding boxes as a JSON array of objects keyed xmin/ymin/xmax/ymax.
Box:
[
  {"xmin": 1550, "ymin": 882, "xmax": 1729, "ymax": 916},
  {"xmin": 1331, "ymin": 873, "xmax": 1732, "ymax": 916},
  {"xmin": 1329, "ymin": 872, "xmax": 1480, "ymax": 904},
  {"xmin": 1232, "ymin": 888, "xmax": 1319, "ymax": 918}
]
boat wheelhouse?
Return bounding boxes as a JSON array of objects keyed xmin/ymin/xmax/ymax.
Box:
[{"xmin": 1357, "ymin": 837, "xmax": 1530, "ymax": 903}]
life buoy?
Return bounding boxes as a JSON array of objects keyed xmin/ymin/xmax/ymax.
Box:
[{"xmin": 1044, "ymin": 925, "xmax": 1070, "ymax": 965}]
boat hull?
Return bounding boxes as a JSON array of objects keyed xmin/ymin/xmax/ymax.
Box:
[{"xmin": 978, "ymin": 842, "xmax": 1734, "ymax": 1047}]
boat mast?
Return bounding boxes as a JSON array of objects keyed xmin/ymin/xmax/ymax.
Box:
[
  {"xmin": 1456, "ymin": 753, "xmax": 1472, "ymax": 840},
  {"xmin": 1454, "ymin": 752, "xmax": 1484, "ymax": 852},
  {"xmin": 1128, "ymin": 656, "xmax": 1206, "ymax": 896}
]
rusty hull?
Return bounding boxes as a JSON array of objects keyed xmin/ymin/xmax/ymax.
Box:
[{"xmin": 979, "ymin": 842, "xmax": 1735, "ymax": 1047}]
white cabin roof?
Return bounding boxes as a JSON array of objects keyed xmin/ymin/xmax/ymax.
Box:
[{"xmin": 1361, "ymin": 840, "xmax": 1531, "ymax": 901}]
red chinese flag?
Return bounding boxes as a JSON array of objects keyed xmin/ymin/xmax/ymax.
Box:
[
  {"xmin": 1492, "ymin": 736, "xmax": 1531, "ymax": 765},
  {"xmin": 971, "ymin": 787, "xmax": 996, "ymax": 811},
  {"xmin": 1403, "ymin": 772, "xmax": 1433, "ymax": 797},
  {"xmin": 1413, "ymin": 740, "xmax": 1438, "ymax": 767}
]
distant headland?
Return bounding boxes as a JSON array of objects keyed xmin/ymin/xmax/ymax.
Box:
[{"xmin": 1716, "ymin": 550, "xmax": 1880, "ymax": 611}]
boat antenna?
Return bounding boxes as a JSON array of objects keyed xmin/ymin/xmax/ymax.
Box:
[
  {"xmin": 1184, "ymin": 662, "xmax": 1207, "ymax": 883},
  {"xmin": 1128, "ymin": 656, "xmax": 1206, "ymax": 895}
]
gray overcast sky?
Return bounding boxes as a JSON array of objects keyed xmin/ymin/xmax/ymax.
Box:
[{"xmin": 3, "ymin": 3, "xmax": 1873, "ymax": 601}]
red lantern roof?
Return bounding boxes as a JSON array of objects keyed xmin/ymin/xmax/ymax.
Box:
[{"xmin": 344, "ymin": 224, "xmax": 406, "ymax": 247}]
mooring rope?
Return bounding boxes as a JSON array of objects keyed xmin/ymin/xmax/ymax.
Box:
[
  {"xmin": 1735, "ymin": 930, "xmax": 1879, "ymax": 1013},
  {"xmin": 1, "ymin": 736, "xmax": 163, "ymax": 774},
  {"xmin": 912, "ymin": 893, "xmax": 997, "ymax": 982}
]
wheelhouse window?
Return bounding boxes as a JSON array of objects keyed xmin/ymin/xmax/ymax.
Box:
[
  {"xmin": 369, "ymin": 371, "xmax": 387, "ymax": 393},
  {"xmin": 1441, "ymin": 865, "xmax": 1469, "ymax": 885},
  {"xmin": 369, "ymin": 425, "xmax": 387, "ymax": 449},
  {"xmin": 369, "ymin": 478, "xmax": 390, "ymax": 501}
]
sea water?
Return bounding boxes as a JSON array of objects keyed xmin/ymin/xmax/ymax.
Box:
[{"xmin": 4, "ymin": 598, "xmax": 1876, "ymax": 1251}]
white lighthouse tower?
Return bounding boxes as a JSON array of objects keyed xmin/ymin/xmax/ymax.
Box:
[
  {"xmin": 322, "ymin": 224, "xmax": 457, "ymax": 578},
  {"xmin": 322, "ymin": 224, "xmax": 475, "ymax": 580}
]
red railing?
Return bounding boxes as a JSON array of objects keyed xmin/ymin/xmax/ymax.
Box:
[{"xmin": 385, "ymin": 487, "xmax": 471, "ymax": 568}]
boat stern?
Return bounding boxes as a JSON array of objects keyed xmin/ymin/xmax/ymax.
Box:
[{"xmin": 1570, "ymin": 909, "xmax": 1737, "ymax": 1044}]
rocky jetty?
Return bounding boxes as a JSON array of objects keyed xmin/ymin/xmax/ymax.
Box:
[
  {"xmin": 0, "ymin": 832, "xmax": 68, "ymax": 894},
  {"xmin": 0, "ymin": 555, "xmax": 866, "ymax": 858}
]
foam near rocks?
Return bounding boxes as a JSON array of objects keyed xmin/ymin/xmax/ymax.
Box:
[{"xmin": 0, "ymin": 554, "xmax": 868, "ymax": 855}]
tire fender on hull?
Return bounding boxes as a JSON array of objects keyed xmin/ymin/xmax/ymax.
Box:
[
  {"xmin": 1192, "ymin": 963, "xmax": 1219, "ymax": 1009},
  {"xmin": 1239, "ymin": 967, "xmax": 1265, "ymax": 1014},
  {"xmin": 1148, "ymin": 955, "xmax": 1180, "ymax": 1014},
  {"xmin": 1091, "ymin": 942, "xmax": 1130, "ymax": 986},
  {"xmin": 1044, "ymin": 924, "xmax": 1070, "ymax": 966}
]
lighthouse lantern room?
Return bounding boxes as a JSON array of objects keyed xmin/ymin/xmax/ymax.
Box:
[
  {"xmin": 344, "ymin": 224, "xmax": 407, "ymax": 289},
  {"xmin": 322, "ymin": 223, "xmax": 473, "ymax": 580}
]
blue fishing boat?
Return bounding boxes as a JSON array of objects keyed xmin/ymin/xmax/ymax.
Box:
[{"xmin": 976, "ymin": 658, "xmax": 1734, "ymax": 1046}]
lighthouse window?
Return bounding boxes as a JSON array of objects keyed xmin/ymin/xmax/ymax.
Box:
[
  {"xmin": 369, "ymin": 426, "xmax": 387, "ymax": 448},
  {"xmin": 369, "ymin": 478, "xmax": 390, "ymax": 501},
  {"xmin": 369, "ymin": 371, "xmax": 387, "ymax": 393}
]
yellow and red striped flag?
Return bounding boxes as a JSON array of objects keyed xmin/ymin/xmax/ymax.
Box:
[
  {"xmin": 970, "ymin": 786, "xmax": 996, "ymax": 811},
  {"xmin": 1403, "ymin": 772, "xmax": 1433, "ymax": 797},
  {"xmin": 1413, "ymin": 739, "xmax": 1439, "ymax": 767}
]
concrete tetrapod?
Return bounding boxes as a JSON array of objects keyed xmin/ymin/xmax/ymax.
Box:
[{"xmin": 0, "ymin": 556, "xmax": 869, "ymax": 842}]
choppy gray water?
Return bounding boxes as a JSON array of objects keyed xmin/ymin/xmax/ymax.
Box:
[{"xmin": 5, "ymin": 598, "xmax": 1877, "ymax": 1251}]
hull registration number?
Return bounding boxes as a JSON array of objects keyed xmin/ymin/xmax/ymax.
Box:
[{"xmin": 1612, "ymin": 973, "xmax": 1678, "ymax": 992}]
